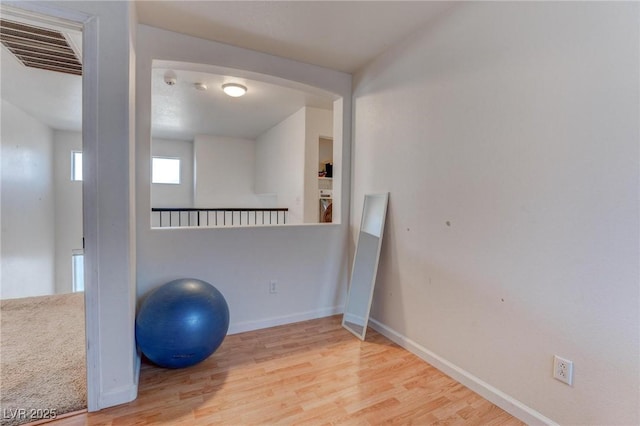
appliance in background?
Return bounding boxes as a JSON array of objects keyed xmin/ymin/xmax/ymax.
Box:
[
  {"xmin": 319, "ymin": 189, "xmax": 333, "ymax": 223},
  {"xmin": 324, "ymin": 162, "xmax": 333, "ymax": 178}
]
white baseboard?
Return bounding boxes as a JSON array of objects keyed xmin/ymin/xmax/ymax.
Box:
[
  {"xmin": 228, "ymin": 306, "xmax": 342, "ymax": 335},
  {"xmin": 368, "ymin": 318, "xmax": 557, "ymax": 426},
  {"xmin": 98, "ymin": 383, "xmax": 138, "ymax": 410}
]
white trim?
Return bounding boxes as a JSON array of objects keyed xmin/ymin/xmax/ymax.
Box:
[
  {"xmin": 98, "ymin": 384, "xmax": 138, "ymax": 409},
  {"xmin": 368, "ymin": 318, "xmax": 558, "ymax": 426},
  {"xmin": 0, "ymin": 2, "xmax": 85, "ymax": 31},
  {"xmin": 81, "ymin": 13, "xmax": 101, "ymax": 413},
  {"xmin": 228, "ymin": 306, "xmax": 342, "ymax": 335}
]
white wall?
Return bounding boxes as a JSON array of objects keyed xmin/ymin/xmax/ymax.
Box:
[
  {"xmin": 303, "ymin": 107, "xmax": 333, "ymax": 223},
  {"xmin": 194, "ymin": 135, "xmax": 261, "ymax": 208},
  {"xmin": 255, "ymin": 108, "xmax": 306, "ymax": 224},
  {"xmin": 136, "ymin": 25, "xmax": 351, "ymax": 334},
  {"xmin": 0, "ymin": 100, "xmax": 56, "ymax": 299},
  {"xmin": 254, "ymin": 106, "xmax": 333, "ymax": 224},
  {"xmin": 352, "ymin": 2, "xmax": 639, "ymax": 425},
  {"xmin": 53, "ymin": 130, "xmax": 83, "ymax": 294},
  {"xmin": 151, "ymin": 138, "xmax": 193, "ymax": 208}
]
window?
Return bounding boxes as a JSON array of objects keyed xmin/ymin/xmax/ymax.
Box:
[
  {"xmin": 72, "ymin": 251, "xmax": 84, "ymax": 292},
  {"xmin": 71, "ymin": 151, "xmax": 82, "ymax": 181},
  {"xmin": 152, "ymin": 157, "xmax": 181, "ymax": 184}
]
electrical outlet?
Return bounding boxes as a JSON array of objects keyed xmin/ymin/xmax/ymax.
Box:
[
  {"xmin": 553, "ymin": 355, "xmax": 573, "ymax": 385},
  {"xmin": 269, "ymin": 280, "xmax": 278, "ymax": 294}
]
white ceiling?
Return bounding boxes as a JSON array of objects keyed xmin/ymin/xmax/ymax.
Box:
[
  {"xmin": 152, "ymin": 67, "xmax": 335, "ymax": 140},
  {"xmin": 1, "ymin": 1, "xmax": 452, "ymax": 138},
  {"xmin": 136, "ymin": 1, "xmax": 452, "ymax": 74}
]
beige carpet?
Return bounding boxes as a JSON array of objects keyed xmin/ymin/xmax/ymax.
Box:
[{"xmin": 1, "ymin": 292, "xmax": 86, "ymax": 426}]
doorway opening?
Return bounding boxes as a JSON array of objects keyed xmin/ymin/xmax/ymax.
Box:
[
  {"xmin": 318, "ymin": 137, "xmax": 333, "ymax": 223},
  {"xmin": 0, "ymin": 7, "xmax": 87, "ymax": 423}
]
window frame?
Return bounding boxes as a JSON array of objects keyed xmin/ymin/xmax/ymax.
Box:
[
  {"xmin": 71, "ymin": 150, "xmax": 83, "ymax": 181},
  {"xmin": 152, "ymin": 156, "xmax": 181, "ymax": 185},
  {"xmin": 72, "ymin": 250, "xmax": 84, "ymax": 292}
]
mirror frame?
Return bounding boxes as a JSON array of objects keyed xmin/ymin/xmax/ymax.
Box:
[{"xmin": 342, "ymin": 192, "xmax": 389, "ymax": 340}]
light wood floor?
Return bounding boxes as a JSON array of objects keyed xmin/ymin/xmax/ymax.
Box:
[{"xmin": 44, "ymin": 316, "xmax": 524, "ymax": 425}]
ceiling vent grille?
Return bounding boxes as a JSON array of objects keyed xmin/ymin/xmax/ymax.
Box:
[{"xmin": 0, "ymin": 19, "xmax": 82, "ymax": 76}]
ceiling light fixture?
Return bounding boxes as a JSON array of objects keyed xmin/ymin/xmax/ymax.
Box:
[
  {"xmin": 194, "ymin": 82, "xmax": 208, "ymax": 91},
  {"xmin": 222, "ymin": 83, "xmax": 247, "ymax": 97}
]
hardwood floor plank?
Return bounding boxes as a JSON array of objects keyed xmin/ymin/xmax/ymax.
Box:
[{"xmin": 39, "ymin": 316, "xmax": 524, "ymax": 425}]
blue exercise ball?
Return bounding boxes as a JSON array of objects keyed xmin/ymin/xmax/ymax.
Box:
[{"xmin": 135, "ymin": 278, "xmax": 229, "ymax": 369}]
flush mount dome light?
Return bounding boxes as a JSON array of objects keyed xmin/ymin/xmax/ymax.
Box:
[{"xmin": 222, "ymin": 83, "xmax": 247, "ymax": 97}]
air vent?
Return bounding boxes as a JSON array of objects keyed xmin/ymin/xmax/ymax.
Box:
[{"xmin": 0, "ymin": 19, "xmax": 81, "ymax": 76}]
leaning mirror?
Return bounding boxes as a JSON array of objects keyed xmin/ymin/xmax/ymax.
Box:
[{"xmin": 342, "ymin": 193, "xmax": 389, "ymax": 340}]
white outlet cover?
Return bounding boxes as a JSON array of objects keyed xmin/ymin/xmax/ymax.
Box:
[{"xmin": 553, "ymin": 355, "xmax": 574, "ymax": 386}]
